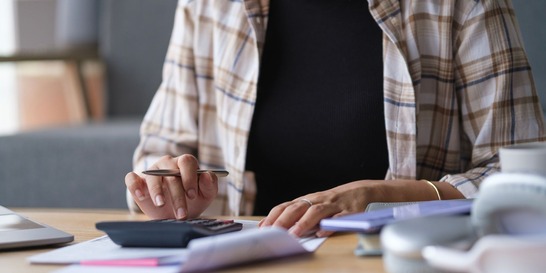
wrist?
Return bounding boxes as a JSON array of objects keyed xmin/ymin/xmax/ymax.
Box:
[
  {"xmin": 433, "ymin": 181, "xmax": 465, "ymax": 199},
  {"xmin": 420, "ymin": 179, "xmax": 441, "ymax": 200}
]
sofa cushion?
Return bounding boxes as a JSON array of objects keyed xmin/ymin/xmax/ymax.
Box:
[{"xmin": 0, "ymin": 119, "xmax": 140, "ymax": 208}]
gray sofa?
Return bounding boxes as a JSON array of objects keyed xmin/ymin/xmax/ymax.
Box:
[
  {"xmin": 0, "ymin": 0, "xmax": 544, "ymax": 209},
  {"xmin": 0, "ymin": 0, "xmax": 177, "ymax": 209}
]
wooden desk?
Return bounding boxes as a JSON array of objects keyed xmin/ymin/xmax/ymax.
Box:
[{"xmin": 1, "ymin": 209, "xmax": 386, "ymax": 273}]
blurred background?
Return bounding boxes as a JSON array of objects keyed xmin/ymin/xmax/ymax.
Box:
[
  {"xmin": 0, "ymin": 0, "xmax": 101, "ymax": 134},
  {"xmin": 0, "ymin": 0, "xmax": 178, "ymax": 209},
  {"xmin": 0, "ymin": 0, "xmax": 177, "ymax": 135}
]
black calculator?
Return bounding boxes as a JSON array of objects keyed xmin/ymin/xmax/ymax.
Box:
[{"xmin": 96, "ymin": 218, "xmax": 243, "ymax": 248}]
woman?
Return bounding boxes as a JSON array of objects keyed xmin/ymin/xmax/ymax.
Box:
[{"xmin": 125, "ymin": 0, "xmax": 545, "ymax": 237}]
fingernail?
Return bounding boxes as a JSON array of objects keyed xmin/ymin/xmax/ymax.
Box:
[
  {"xmin": 177, "ymin": 208, "xmax": 186, "ymax": 219},
  {"xmin": 155, "ymin": 195, "xmax": 164, "ymax": 206},
  {"xmin": 135, "ymin": 189, "xmax": 145, "ymax": 201},
  {"xmin": 258, "ymin": 218, "xmax": 265, "ymax": 227},
  {"xmin": 316, "ymin": 230, "xmax": 329, "ymax": 238},
  {"xmin": 187, "ymin": 189, "xmax": 196, "ymax": 200},
  {"xmin": 289, "ymin": 226, "xmax": 302, "ymax": 237}
]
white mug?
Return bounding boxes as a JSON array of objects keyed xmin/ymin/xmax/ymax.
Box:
[{"xmin": 499, "ymin": 142, "xmax": 546, "ymax": 175}]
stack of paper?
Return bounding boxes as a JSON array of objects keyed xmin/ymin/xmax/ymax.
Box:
[{"xmin": 28, "ymin": 220, "xmax": 326, "ymax": 273}]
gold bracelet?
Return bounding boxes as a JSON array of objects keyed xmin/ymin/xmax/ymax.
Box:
[{"xmin": 421, "ymin": 179, "xmax": 441, "ymax": 200}]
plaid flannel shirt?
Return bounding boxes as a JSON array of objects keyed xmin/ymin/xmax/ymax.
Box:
[{"xmin": 129, "ymin": 0, "xmax": 545, "ymax": 216}]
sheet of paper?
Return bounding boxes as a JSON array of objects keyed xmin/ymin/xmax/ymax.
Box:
[
  {"xmin": 28, "ymin": 235, "xmax": 188, "ymax": 264},
  {"xmin": 35, "ymin": 220, "xmax": 326, "ymax": 273},
  {"xmin": 180, "ymin": 226, "xmax": 324, "ymax": 272},
  {"xmin": 54, "ymin": 265, "xmax": 181, "ymax": 273},
  {"xmin": 29, "ymin": 220, "xmax": 260, "ymax": 264}
]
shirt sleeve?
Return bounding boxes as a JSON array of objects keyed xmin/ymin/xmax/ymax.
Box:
[
  {"xmin": 128, "ymin": 0, "xmax": 200, "ymax": 211},
  {"xmin": 440, "ymin": 0, "xmax": 546, "ymax": 197}
]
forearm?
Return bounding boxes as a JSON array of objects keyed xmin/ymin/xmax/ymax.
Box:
[{"xmin": 344, "ymin": 179, "xmax": 466, "ymax": 206}]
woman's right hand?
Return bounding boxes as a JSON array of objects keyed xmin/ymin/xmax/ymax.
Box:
[{"xmin": 125, "ymin": 154, "xmax": 219, "ymax": 220}]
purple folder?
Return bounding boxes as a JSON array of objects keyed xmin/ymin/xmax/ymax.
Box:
[{"xmin": 320, "ymin": 199, "xmax": 473, "ymax": 233}]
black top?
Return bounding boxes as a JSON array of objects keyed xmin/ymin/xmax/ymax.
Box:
[{"xmin": 246, "ymin": 0, "xmax": 388, "ymax": 216}]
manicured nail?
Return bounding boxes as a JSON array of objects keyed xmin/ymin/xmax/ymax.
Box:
[
  {"xmin": 315, "ymin": 230, "xmax": 329, "ymax": 238},
  {"xmin": 155, "ymin": 195, "xmax": 164, "ymax": 206},
  {"xmin": 289, "ymin": 226, "xmax": 302, "ymax": 237},
  {"xmin": 135, "ymin": 189, "xmax": 145, "ymax": 201},
  {"xmin": 187, "ymin": 189, "xmax": 196, "ymax": 200},
  {"xmin": 177, "ymin": 208, "xmax": 186, "ymax": 219}
]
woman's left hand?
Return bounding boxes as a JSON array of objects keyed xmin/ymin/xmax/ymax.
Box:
[
  {"xmin": 258, "ymin": 180, "xmax": 386, "ymax": 237},
  {"xmin": 258, "ymin": 179, "xmax": 464, "ymax": 237}
]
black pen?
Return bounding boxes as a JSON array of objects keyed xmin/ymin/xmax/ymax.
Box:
[{"xmin": 142, "ymin": 169, "xmax": 229, "ymax": 177}]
